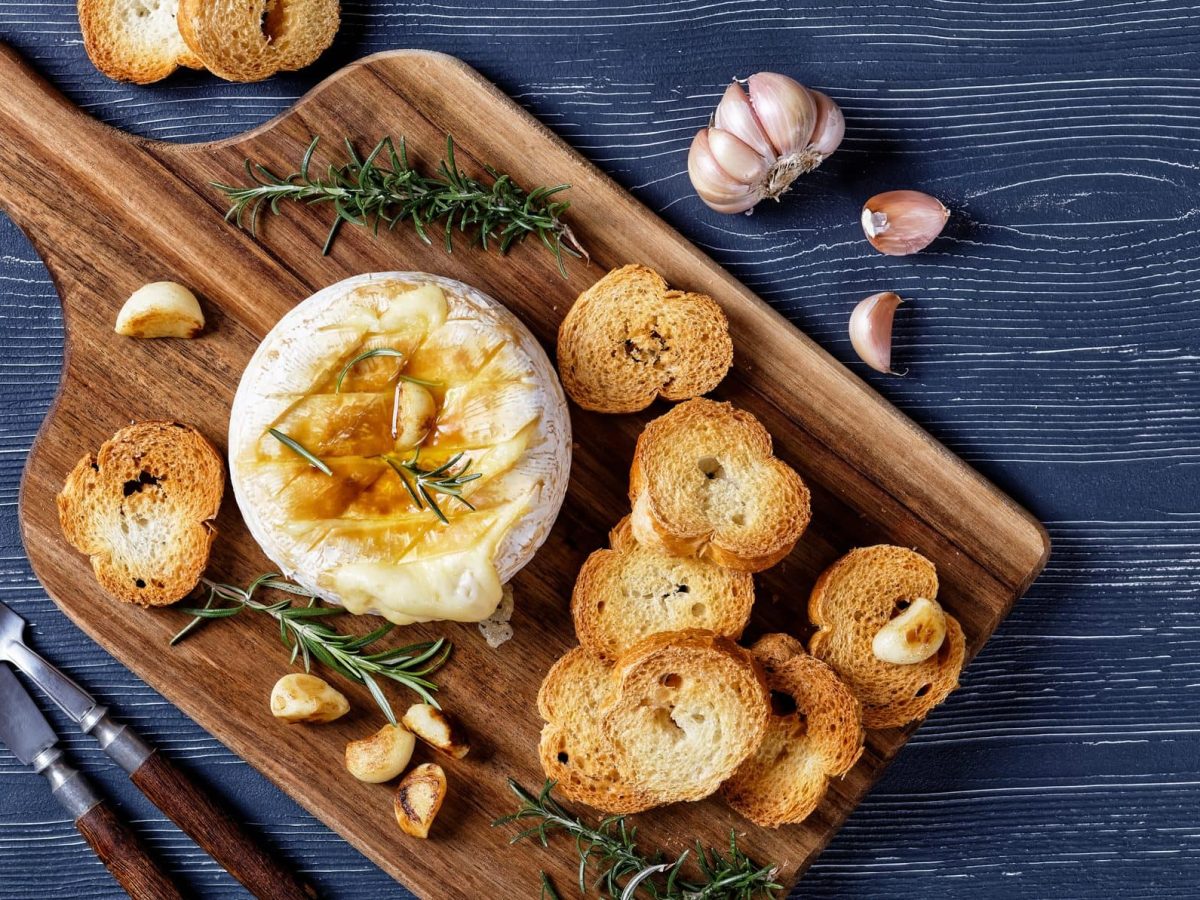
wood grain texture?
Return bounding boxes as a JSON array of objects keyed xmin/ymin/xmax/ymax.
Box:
[
  {"xmin": 0, "ymin": 2, "xmax": 1196, "ymax": 899},
  {"xmin": 74, "ymin": 801, "xmax": 184, "ymax": 900},
  {"xmin": 0, "ymin": 40, "xmax": 1047, "ymax": 899}
]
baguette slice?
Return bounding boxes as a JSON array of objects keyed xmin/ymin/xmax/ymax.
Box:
[
  {"xmin": 537, "ymin": 648, "xmax": 660, "ymax": 814},
  {"xmin": 808, "ymin": 545, "xmax": 966, "ymax": 729},
  {"xmin": 178, "ymin": 0, "xmax": 339, "ymax": 83},
  {"xmin": 79, "ymin": 0, "xmax": 204, "ymax": 84},
  {"xmin": 573, "ymin": 516, "xmax": 754, "ymax": 661},
  {"xmin": 602, "ymin": 629, "xmax": 770, "ymax": 805},
  {"xmin": 629, "ymin": 398, "xmax": 810, "ymax": 572},
  {"xmin": 57, "ymin": 421, "xmax": 224, "ymax": 606},
  {"xmin": 721, "ymin": 634, "xmax": 864, "ymax": 827},
  {"xmin": 557, "ymin": 265, "xmax": 733, "ymax": 413}
]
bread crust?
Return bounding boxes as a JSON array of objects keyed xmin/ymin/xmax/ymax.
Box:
[
  {"xmin": 628, "ymin": 398, "xmax": 811, "ymax": 572},
  {"xmin": 557, "ymin": 264, "xmax": 733, "ymax": 413},
  {"xmin": 57, "ymin": 421, "xmax": 224, "ymax": 606},
  {"xmin": 807, "ymin": 545, "xmax": 966, "ymax": 729}
]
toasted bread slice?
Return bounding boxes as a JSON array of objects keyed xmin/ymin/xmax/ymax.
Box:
[
  {"xmin": 57, "ymin": 421, "xmax": 224, "ymax": 606},
  {"xmin": 557, "ymin": 265, "xmax": 733, "ymax": 413},
  {"xmin": 537, "ymin": 647, "xmax": 660, "ymax": 814},
  {"xmin": 808, "ymin": 545, "xmax": 966, "ymax": 729},
  {"xmin": 721, "ymin": 634, "xmax": 864, "ymax": 827},
  {"xmin": 79, "ymin": 0, "xmax": 203, "ymax": 84},
  {"xmin": 602, "ymin": 629, "xmax": 769, "ymax": 805},
  {"xmin": 629, "ymin": 398, "xmax": 810, "ymax": 572},
  {"xmin": 178, "ymin": 0, "xmax": 339, "ymax": 83},
  {"xmin": 572, "ymin": 516, "xmax": 754, "ymax": 661}
]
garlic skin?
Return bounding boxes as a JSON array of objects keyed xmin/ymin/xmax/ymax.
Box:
[
  {"xmin": 849, "ymin": 292, "xmax": 903, "ymax": 375},
  {"xmin": 689, "ymin": 74, "xmax": 844, "ymax": 214},
  {"xmin": 861, "ymin": 191, "xmax": 949, "ymax": 256}
]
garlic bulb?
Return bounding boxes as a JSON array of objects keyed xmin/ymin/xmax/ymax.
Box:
[
  {"xmin": 849, "ymin": 292, "xmax": 903, "ymax": 374},
  {"xmin": 861, "ymin": 191, "xmax": 949, "ymax": 255},
  {"xmin": 689, "ymin": 74, "xmax": 845, "ymax": 214}
]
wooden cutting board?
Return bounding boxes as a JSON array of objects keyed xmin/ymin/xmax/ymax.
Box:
[{"xmin": 0, "ymin": 44, "xmax": 1049, "ymax": 898}]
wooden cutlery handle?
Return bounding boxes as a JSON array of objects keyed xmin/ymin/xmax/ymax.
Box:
[
  {"xmin": 130, "ymin": 751, "xmax": 317, "ymax": 900},
  {"xmin": 75, "ymin": 800, "xmax": 183, "ymax": 900}
]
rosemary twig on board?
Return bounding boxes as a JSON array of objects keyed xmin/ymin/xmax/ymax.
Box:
[
  {"xmin": 169, "ymin": 574, "xmax": 451, "ymax": 724},
  {"xmin": 494, "ymin": 780, "xmax": 782, "ymax": 900},
  {"xmin": 213, "ymin": 135, "xmax": 587, "ymax": 276}
]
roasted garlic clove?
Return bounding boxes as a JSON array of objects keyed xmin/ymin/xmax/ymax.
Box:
[
  {"xmin": 115, "ymin": 282, "xmax": 205, "ymax": 338},
  {"xmin": 872, "ymin": 597, "xmax": 948, "ymax": 665},
  {"xmin": 394, "ymin": 763, "xmax": 447, "ymax": 839},
  {"xmin": 401, "ymin": 703, "xmax": 471, "ymax": 759},
  {"xmin": 345, "ymin": 724, "xmax": 416, "ymax": 783},
  {"xmin": 270, "ymin": 673, "xmax": 350, "ymax": 724}
]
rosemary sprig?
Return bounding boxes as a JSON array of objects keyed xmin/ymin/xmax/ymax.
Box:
[
  {"xmin": 169, "ymin": 574, "xmax": 452, "ymax": 724},
  {"xmin": 383, "ymin": 450, "xmax": 481, "ymax": 525},
  {"xmin": 333, "ymin": 348, "xmax": 441, "ymax": 393},
  {"xmin": 214, "ymin": 135, "xmax": 587, "ymax": 276},
  {"xmin": 495, "ymin": 780, "xmax": 782, "ymax": 900},
  {"xmin": 268, "ymin": 428, "xmax": 332, "ymax": 476}
]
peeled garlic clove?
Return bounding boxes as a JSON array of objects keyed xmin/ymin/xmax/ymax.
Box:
[
  {"xmin": 872, "ymin": 597, "xmax": 948, "ymax": 665},
  {"xmin": 849, "ymin": 292, "xmax": 903, "ymax": 375},
  {"xmin": 345, "ymin": 724, "xmax": 416, "ymax": 783},
  {"xmin": 688, "ymin": 129, "xmax": 759, "ymax": 214},
  {"xmin": 806, "ymin": 89, "xmax": 845, "ymax": 159},
  {"xmin": 394, "ymin": 763, "xmax": 447, "ymax": 839},
  {"xmin": 861, "ymin": 190, "xmax": 949, "ymax": 256},
  {"xmin": 712, "ymin": 80, "xmax": 776, "ymax": 162},
  {"xmin": 705, "ymin": 128, "xmax": 771, "ymax": 186},
  {"xmin": 270, "ymin": 673, "xmax": 349, "ymax": 724},
  {"xmin": 402, "ymin": 703, "xmax": 471, "ymax": 759},
  {"xmin": 115, "ymin": 282, "xmax": 204, "ymax": 339},
  {"xmin": 747, "ymin": 72, "xmax": 816, "ymax": 158}
]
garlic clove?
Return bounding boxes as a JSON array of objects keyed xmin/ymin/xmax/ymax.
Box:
[
  {"xmin": 849, "ymin": 291, "xmax": 903, "ymax": 374},
  {"xmin": 872, "ymin": 597, "xmax": 948, "ymax": 665},
  {"xmin": 806, "ymin": 89, "xmax": 845, "ymax": 159},
  {"xmin": 747, "ymin": 72, "xmax": 816, "ymax": 158},
  {"xmin": 688, "ymin": 129, "xmax": 758, "ymax": 213},
  {"xmin": 712, "ymin": 80, "xmax": 777, "ymax": 162},
  {"xmin": 704, "ymin": 128, "xmax": 771, "ymax": 186},
  {"xmin": 861, "ymin": 190, "xmax": 949, "ymax": 256}
]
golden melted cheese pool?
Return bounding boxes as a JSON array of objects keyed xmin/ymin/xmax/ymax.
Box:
[{"xmin": 229, "ymin": 273, "xmax": 571, "ymax": 625}]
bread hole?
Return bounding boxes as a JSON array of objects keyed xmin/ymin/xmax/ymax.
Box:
[
  {"xmin": 557, "ymin": 751, "xmax": 569, "ymax": 764},
  {"xmin": 689, "ymin": 602, "xmax": 706, "ymax": 617},
  {"xmin": 691, "ymin": 713, "xmax": 706, "ymax": 724},
  {"xmin": 731, "ymin": 513, "xmax": 745, "ymax": 526},
  {"xmin": 659, "ymin": 673, "xmax": 681, "ymax": 689},
  {"xmin": 891, "ymin": 598, "xmax": 912, "ymax": 618},
  {"xmin": 122, "ymin": 470, "xmax": 160, "ymax": 497},
  {"xmin": 261, "ymin": 1, "xmax": 287, "ymax": 42},
  {"xmin": 134, "ymin": 578, "xmax": 146, "ymax": 589},
  {"xmin": 596, "ymin": 601, "xmax": 606, "ymax": 611},
  {"xmin": 915, "ymin": 683, "xmax": 932, "ymax": 698},
  {"xmin": 770, "ymin": 691, "xmax": 798, "ymax": 717},
  {"xmin": 697, "ymin": 456, "xmax": 723, "ymax": 479},
  {"xmin": 651, "ymin": 707, "xmax": 684, "ymax": 738},
  {"xmin": 674, "ymin": 584, "xmax": 689, "ymax": 594}
]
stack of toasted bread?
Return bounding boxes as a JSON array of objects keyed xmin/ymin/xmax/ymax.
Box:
[
  {"xmin": 540, "ymin": 266, "xmax": 967, "ymax": 827},
  {"xmin": 79, "ymin": 0, "xmax": 340, "ymax": 84}
]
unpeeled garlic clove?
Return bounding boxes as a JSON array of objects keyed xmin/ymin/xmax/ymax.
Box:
[
  {"xmin": 872, "ymin": 597, "xmax": 948, "ymax": 665},
  {"xmin": 688, "ymin": 129, "xmax": 758, "ymax": 214},
  {"xmin": 807, "ymin": 89, "xmax": 846, "ymax": 159},
  {"xmin": 746, "ymin": 72, "xmax": 817, "ymax": 158},
  {"xmin": 712, "ymin": 80, "xmax": 776, "ymax": 161},
  {"xmin": 849, "ymin": 291, "xmax": 903, "ymax": 374},
  {"xmin": 861, "ymin": 190, "xmax": 949, "ymax": 256}
]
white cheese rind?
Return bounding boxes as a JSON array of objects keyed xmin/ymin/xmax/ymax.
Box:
[{"xmin": 228, "ymin": 272, "xmax": 571, "ymax": 624}]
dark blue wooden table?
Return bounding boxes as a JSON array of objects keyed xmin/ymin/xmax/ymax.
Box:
[{"xmin": 1, "ymin": 2, "xmax": 1197, "ymax": 897}]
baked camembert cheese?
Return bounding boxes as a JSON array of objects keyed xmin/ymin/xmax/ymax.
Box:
[{"xmin": 229, "ymin": 273, "xmax": 570, "ymax": 625}]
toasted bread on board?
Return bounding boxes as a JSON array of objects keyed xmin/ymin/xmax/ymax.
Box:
[
  {"xmin": 78, "ymin": 0, "xmax": 204, "ymax": 84},
  {"xmin": 629, "ymin": 398, "xmax": 810, "ymax": 572},
  {"xmin": 602, "ymin": 629, "xmax": 770, "ymax": 805},
  {"xmin": 572, "ymin": 516, "xmax": 754, "ymax": 661},
  {"xmin": 57, "ymin": 421, "xmax": 223, "ymax": 606},
  {"xmin": 808, "ymin": 545, "xmax": 966, "ymax": 729},
  {"xmin": 557, "ymin": 265, "xmax": 733, "ymax": 413},
  {"xmin": 721, "ymin": 634, "xmax": 864, "ymax": 827},
  {"xmin": 537, "ymin": 647, "xmax": 660, "ymax": 814},
  {"xmin": 178, "ymin": 0, "xmax": 339, "ymax": 82}
]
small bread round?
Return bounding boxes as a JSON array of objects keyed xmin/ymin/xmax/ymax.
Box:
[
  {"xmin": 557, "ymin": 264, "xmax": 733, "ymax": 413},
  {"xmin": 602, "ymin": 629, "xmax": 769, "ymax": 805},
  {"xmin": 808, "ymin": 545, "xmax": 966, "ymax": 729},
  {"xmin": 572, "ymin": 516, "xmax": 754, "ymax": 661},
  {"xmin": 79, "ymin": 0, "xmax": 203, "ymax": 84},
  {"xmin": 56, "ymin": 421, "xmax": 224, "ymax": 606},
  {"xmin": 178, "ymin": 0, "xmax": 339, "ymax": 82},
  {"xmin": 722, "ymin": 634, "xmax": 864, "ymax": 828},
  {"xmin": 537, "ymin": 648, "xmax": 660, "ymax": 814},
  {"xmin": 629, "ymin": 398, "xmax": 811, "ymax": 572}
]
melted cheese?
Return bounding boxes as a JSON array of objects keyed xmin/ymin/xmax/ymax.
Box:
[{"xmin": 229, "ymin": 274, "xmax": 570, "ymax": 626}]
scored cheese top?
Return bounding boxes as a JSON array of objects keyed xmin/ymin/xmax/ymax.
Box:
[{"xmin": 229, "ymin": 273, "xmax": 571, "ymax": 626}]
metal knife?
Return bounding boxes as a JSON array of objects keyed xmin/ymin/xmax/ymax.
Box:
[
  {"xmin": 0, "ymin": 663, "xmax": 184, "ymax": 899},
  {"xmin": 0, "ymin": 600, "xmax": 317, "ymax": 900}
]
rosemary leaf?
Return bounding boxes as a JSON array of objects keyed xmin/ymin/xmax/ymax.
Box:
[
  {"xmin": 333, "ymin": 347, "xmax": 441, "ymax": 393},
  {"xmin": 268, "ymin": 428, "xmax": 333, "ymax": 476},
  {"xmin": 381, "ymin": 450, "xmax": 480, "ymax": 523},
  {"xmin": 214, "ymin": 135, "xmax": 587, "ymax": 276}
]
